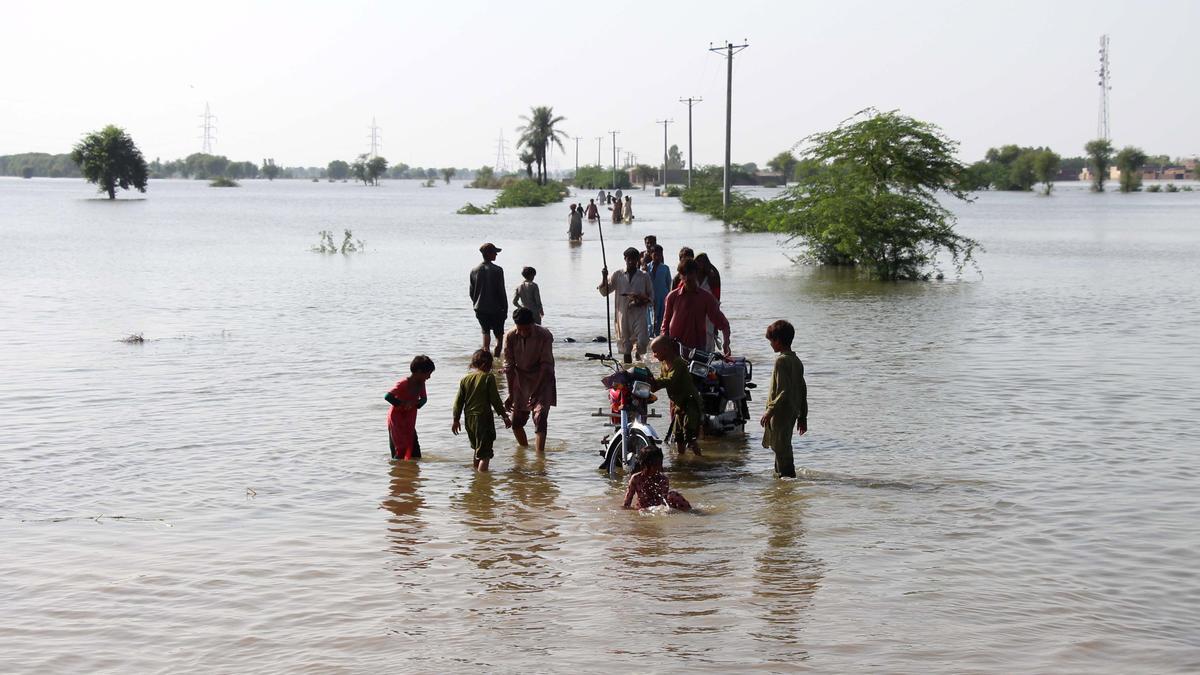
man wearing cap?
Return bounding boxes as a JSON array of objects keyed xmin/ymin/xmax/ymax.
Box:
[
  {"xmin": 599, "ymin": 247, "xmax": 654, "ymax": 363},
  {"xmin": 503, "ymin": 308, "xmax": 557, "ymax": 453},
  {"xmin": 470, "ymin": 243, "xmax": 507, "ymax": 357}
]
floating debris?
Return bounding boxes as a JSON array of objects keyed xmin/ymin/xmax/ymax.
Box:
[{"xmin": 119, "ymin": 333, "xmax": 145, "ymax": 344}]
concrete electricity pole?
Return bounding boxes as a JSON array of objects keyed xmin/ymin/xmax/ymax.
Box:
[
  {"xmin": 609, "ymin": 130, "xmax": 620, "ymax": 188},
  {"xmin": 679, "ymin": 97, "xmax": 702, "ymax": 187},
  {"xmin": 656, "ymin": 119, "xmax": 673, "ymax": 188},
  {"xmin": 574, "ymin": 136, "xmax": 581, "ymax": 176},
  {"xmin": 596, "ymin": 136, "xmax": 604, "ymax": 167},
  {"xmin": 709, "ymin": 40, "xmax": 749, "ymax": 208}
]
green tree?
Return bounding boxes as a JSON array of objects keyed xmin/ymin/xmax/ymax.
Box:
[
  {"xmin": 517, "ymin": 105, "xmax": 567, "ymax": 185},
  {"xmin": 518, "ymin": 150, "xmax": 536, "ymax": 179},
  {"xmin": 327, "ymin": 160, "xmax": 350, "ymax": 180},
  {"xmin": 1032, "ymin": 149, "xmax": 1061, "ymax": 195},
  {"xmin": 1115, "ymin": 146, "xmax": 1148, "ymax": 192},
  {"xmin": 1085, "ymin": 139, "xmax": 1114, "ymax": 192},
  {"xmin": 767, "ymin": 151, "xmax": 798, "ymax": 181},
  {"xmin": 262, "ymin": 158, "xmax": 281, "ymax": 181},
  {"xmin": 424, "ymin": 167, "xmax": 438, "ymax": 180},
  {"xmin": 69, "ymin": 125, "xmax": 149, "ymax": 199},
  {"xmin": 441, "ymin": 167, "xmax": 456, "ymax": 184},
  {"xmin": 471, "ymin": 165, "xmax": 496, "ymax": 188},
  {"xmin": 367, "ymin": 156, "xmax": 388, "ymax": 185},
  {"xmin": 754, "ymin": 109, "xmax": 978, "ymax": 280},
  {"xmin": 667, "ymin": 144, "xmax": 684, "ymax": 170}
]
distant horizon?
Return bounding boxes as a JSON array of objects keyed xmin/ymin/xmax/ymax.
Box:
[{"xmin": 3, "ymin": 1, "xmax": 1198, "ymax": 168}]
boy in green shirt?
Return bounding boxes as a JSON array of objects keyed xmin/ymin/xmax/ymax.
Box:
[
  {"xmin": 452, "ymin": 350, "xmax": 511, "ymax": 472},
  {"xmin": 649, "ymin": 335, "xmax": 704, "ymax": 455},
  {"xmin": 759, "ymin": 320, "xmax": 809, "ymax": 478}
]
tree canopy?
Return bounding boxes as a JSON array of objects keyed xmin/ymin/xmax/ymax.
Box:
[
  {"xmin": 69, "ymin": 125, "xmax": 149, "ymax": 199},
  {"xmin": 694, "ymin": 109, "xmax": 979, "ymax": 280},
  {"xmin": 1115, "ymin": 146, "xmax": 1148, "ymax": 193},
  {"xmin": 1085, "ymin": 139, "xmax": 1114, "ymax": 192},
  {"xmin": 517, "ymin": 106, "xmax": 567, "ymax": 185}
]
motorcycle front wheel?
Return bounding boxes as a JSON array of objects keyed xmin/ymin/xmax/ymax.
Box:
[{"xmin": 598, "ymin": 428, "xmax": 654, "ymax": 475}]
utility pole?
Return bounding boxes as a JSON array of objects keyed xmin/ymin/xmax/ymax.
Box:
[
  {"xmin": 609, "ymin": 130, "xmax": 620, "ymax": 188},
  {"xmin": 367, "ymin": 116, "xmax": 382, "ymax": 158},
  {"xmin": 679, "ymin": 97, "xmax": 702, "ymax": 187},
  {"xmin": 596, "ymin": 136, "xmax": 603, "ymax": 167},
  {"xmin": 709, "ymin": 40, "xmax": 749, "ymax": 208},
  {"xmin": 574, "ymin": 136, "xmax": 581, "ymax": 176},
  {"xmin": 656, "ymin": 119, "xmax": 673, "ymax": 188},
  {"xmin": 198, "ymin": 102, "xmax": 217, "ymax": 154}
]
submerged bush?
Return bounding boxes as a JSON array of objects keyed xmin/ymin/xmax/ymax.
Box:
[
  {"xmin": 209, "ymin": 176, "xmax": 239, "ymax": 187},
  {"xmin": 457, "ymin": 202, "xmax": 496, "ymax": 215},
  {"xmin": 491, "ymin": 179, "xmax": 567, "ymax": 208},
  {"xmin": 312, "ymin": 229, "xmax": 365, "ymax": 254}
]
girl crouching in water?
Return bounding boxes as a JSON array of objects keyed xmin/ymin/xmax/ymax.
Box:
[{"xmin": 622, "ymin": 446, "xmax": 691, "ymax": 511}]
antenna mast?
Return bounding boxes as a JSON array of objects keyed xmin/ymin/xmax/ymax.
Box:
[{"xmin": 1097, "ymin": 35, "xmax": 1111, "ymax": 142}]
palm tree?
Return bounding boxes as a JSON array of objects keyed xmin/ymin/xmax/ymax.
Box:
[
  {"xmin": 517, "ymin": 106, "xmax": 568, "ymax": 185},
  {"xmin": 518, "ymin": 151, "xmax": 536, "ymax": 179}
]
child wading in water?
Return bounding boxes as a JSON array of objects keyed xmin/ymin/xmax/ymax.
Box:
[
  {"xmin": 385, "ymin": 355, "xmax": 435, "ymax": 460},
  {"xmin": 452, "ymin": 350, "xmax": 511, "ymax": 472},
  {"xmin": 760, "ymin": 320, "xmax": 808, "ymax": 478},
  {"xmin": 512, "ymin": 266, "xmax": 545, "ymax": 325},
  {"xmin": 623, "ymin": 446, "xmax": 691, "ymax": 511},
  {"xmin": 648, "ymin": 334, "xmax": 704, "ymax": 455}
]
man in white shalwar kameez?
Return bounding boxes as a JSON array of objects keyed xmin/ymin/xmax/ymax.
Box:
[{"xmin": 598, "ymin": 247, "xmax": 654, "ymax": 363}]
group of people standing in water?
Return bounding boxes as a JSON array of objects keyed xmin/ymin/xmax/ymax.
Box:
[
  {"xmin": 384, "ymin": 196, "xmax": 809, "ymax": 510},
  {"xmin": 567, "ymin": 188, "xmax": 634, "ymax": 241}
]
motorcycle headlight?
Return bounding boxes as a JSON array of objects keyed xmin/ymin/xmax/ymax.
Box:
[{"xmin": 631, "ymin": 381, "xmax": 652, "ymax": 399}]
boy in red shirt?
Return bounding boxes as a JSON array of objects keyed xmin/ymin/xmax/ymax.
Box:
[{"xmin": 385, "ymin": 355, "xmax": 435, "ymax": 460}]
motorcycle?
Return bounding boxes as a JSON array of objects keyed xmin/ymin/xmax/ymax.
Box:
[
  {"xmin": 677, "ymin": 346, "xmax": 756, "ymax": 437},
  {"xmin": 586, "ymin": 353, "xmax": 663, "ymax": 478}
]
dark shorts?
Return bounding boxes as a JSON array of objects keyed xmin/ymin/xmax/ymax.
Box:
[
  {"xmin": 511, "ymin": 405, "xmax": 549, "ymax": 434},
  {"xmin": 475, "ymin": 310, "xmax": 505, "ymax": 335}
]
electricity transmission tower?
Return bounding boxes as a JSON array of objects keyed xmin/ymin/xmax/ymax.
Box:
[
  {"xmin": 1097, "ymin": 34, "xmax": 1111, "ymax": 142},
  {"xmin": 367, "ymin": 117, "xmax": 383, "ymax": 158},
  {"xmin": 679, "ymin": 97, "xmax": 702, "ymax": 186},
  {"xmin": 198, "ymin": 102, "xmax": 217, "ymax": 154},
  {"xmin": 495, "ymin": 129, "xmax": 510, "ymax": 173},
  {"xmin": 709, "ymin": 40, "xmax": 749, "ymax": 207}
]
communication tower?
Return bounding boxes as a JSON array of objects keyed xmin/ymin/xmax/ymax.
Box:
[{"xmin": 1097, "ymin": 35, "xmax": 1111, "ymax": 141}]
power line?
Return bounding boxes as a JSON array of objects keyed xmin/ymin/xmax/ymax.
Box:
[
  {"xmin": 679, "ymin": 97, "xmax": 702, "ymax": 187},
  {"xmin": 709, "ymin": 40, "xmax": 749, "ymax": 208}
]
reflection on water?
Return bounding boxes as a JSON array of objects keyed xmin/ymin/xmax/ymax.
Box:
[{"xmin": 750, "ymin": 480, "xmax": 821, "ymax": 661}]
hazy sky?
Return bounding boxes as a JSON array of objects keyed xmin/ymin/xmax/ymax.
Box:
[{"xmin": 3, "ymin": 0, "xmax": 1197, "ymax": 169}]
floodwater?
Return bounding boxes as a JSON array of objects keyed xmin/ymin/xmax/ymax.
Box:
[{"xmin": 1, "ymin": 177, "xmax": 1198, "ymax": 673}]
